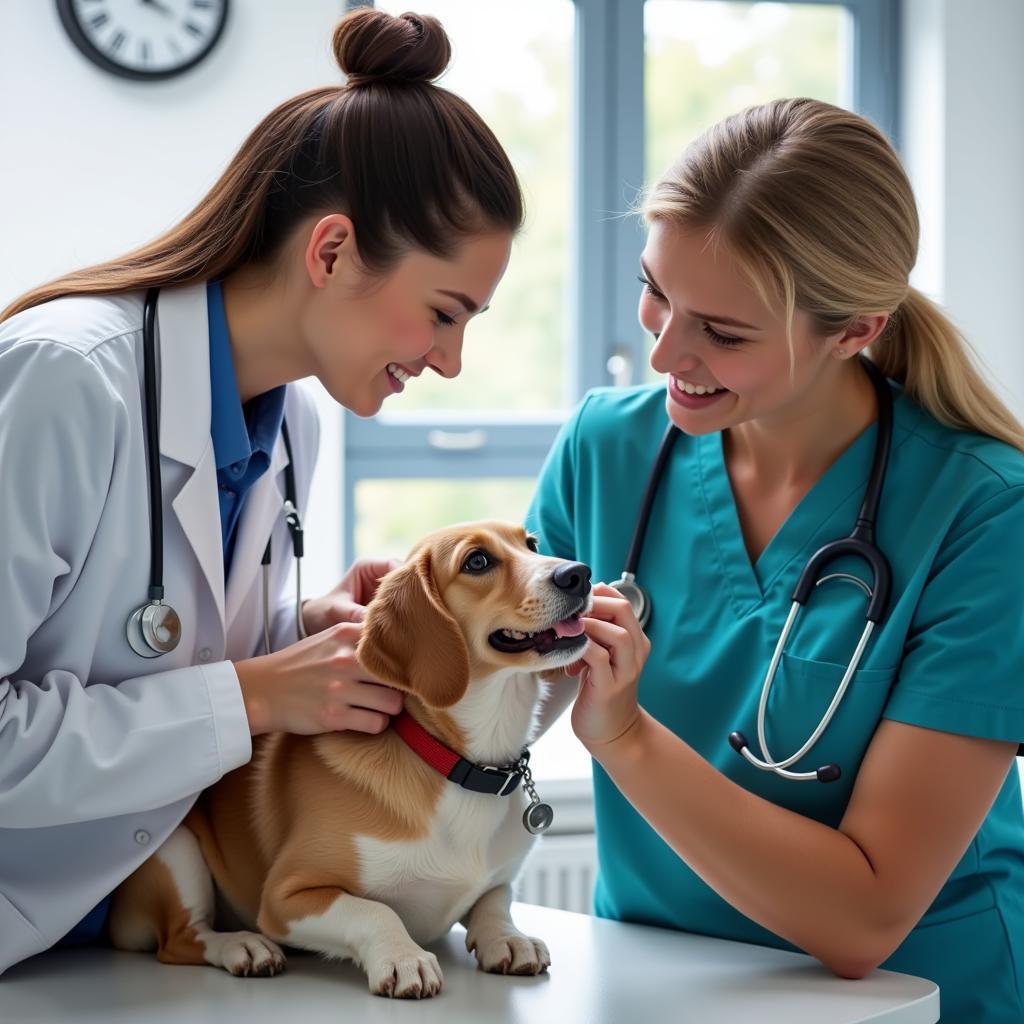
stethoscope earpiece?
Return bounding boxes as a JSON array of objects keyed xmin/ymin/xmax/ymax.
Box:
[{"xmin": 730, "ymin": 731, "xmax": 842, "ymax": 784}]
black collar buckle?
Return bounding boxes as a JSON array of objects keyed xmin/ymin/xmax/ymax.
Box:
[{"xmin": 448, "ymin": 748, "xmax": 529, "ymax": 797}]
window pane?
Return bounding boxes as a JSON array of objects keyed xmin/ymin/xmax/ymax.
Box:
[
  {"xmin": 376, "ymin": 0, "xmax": 574, "ymax": 414},
  {"xmin": 531, "ymin": 708, "xmax": 591, "ymax": 781},
  {"xmin": 642, "ymin": 1, "xmax": 850, "ymax": 380},
  {"xmin": 354, "ymin": 477, "xmax": 537, "ymax": 560},
  {"xmin": 646, "ymin": 1, "xmax": 850, "ymax": 180}
]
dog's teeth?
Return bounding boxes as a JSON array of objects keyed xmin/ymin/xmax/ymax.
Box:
[{"xmin": 500, "ymin": 629, "xmax": 534, "ymax": 640}]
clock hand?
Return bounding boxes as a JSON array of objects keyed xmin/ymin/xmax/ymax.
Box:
[{"xmin": 139, "ymin": 0, "xmax": 174, "ymax": 16}]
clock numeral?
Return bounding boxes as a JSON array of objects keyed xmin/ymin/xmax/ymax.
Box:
[
  {"xmin": 140, "ymin": 40, "xmax": 151, "ymax": 65},
  {"xmin": 167, "ymin": 36, "xmax": 183, "ymax": 57},
  {"xmin": 192, "ymin": 0, "xmax": 215, "ymax": 7},
  {"xmin": 109, "ymin": 30, "xmax": 126, "ymax": 53},
  {"xmin": 89, "ymin": 12, "xmax": 110, "ymax": 30},
  {"xmin": 184, "ymin": 21, "xmax": 204, "ymax": 38}
]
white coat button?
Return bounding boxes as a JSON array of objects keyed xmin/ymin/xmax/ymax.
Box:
[
  {"xmin": 134, "ymin": 830, "xmax": 151, "ymax": 846},
  {"xmin": 198, "ymin": 647, "xmax": 212, "ymax": 663}
]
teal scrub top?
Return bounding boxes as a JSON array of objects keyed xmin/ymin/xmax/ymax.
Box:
[{"xmin": 527, "ymin": 383, "xmax": 1024, "ymax": 1023}]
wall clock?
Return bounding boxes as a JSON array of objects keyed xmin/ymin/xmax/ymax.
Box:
[{"xmin": 57, "ymin": 0, "xmax": 229, "ymax": 81}]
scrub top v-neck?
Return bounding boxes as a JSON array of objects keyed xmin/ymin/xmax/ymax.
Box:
[
  {"xmin": 694, "ymin": 415, "xmax": 882, "ymax": 615},
  {"xmin": 527, "ymin": 383, "xmax": 1024, "ymax": 1024}
]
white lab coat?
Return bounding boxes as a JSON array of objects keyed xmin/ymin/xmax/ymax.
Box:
[{"xmin": 0, "ymin": 282, "xmax": 319, "ymax": 974}]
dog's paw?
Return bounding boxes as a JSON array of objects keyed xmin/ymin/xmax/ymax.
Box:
[
  {"xmin": 471, "ymin": 933, "xmax": 551, "ymax": 976},
  {"xmin": 366, "ymin": 946, "xmax": 444, "ymax": 999},
  {"xmin": 212, "ymin": 931, "xmax": 287, "ymax": 977}
]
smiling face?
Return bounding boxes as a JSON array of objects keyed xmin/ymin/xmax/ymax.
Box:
[
  {"xmin": 428, "ymin": 522, "xmax": 593, "ymax": 676},
  {"xmin": 304, "ymin": 227, "xmax": 513, "ymax": 417},
  {"xmin": 640, "ymin": 220, "xmax": 850, "ymax": 437},
  {"xmin": 358, "ymin": 522, "xmax": 592, "ymax": 709}
]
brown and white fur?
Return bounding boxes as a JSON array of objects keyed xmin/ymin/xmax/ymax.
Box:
[{"xmin": 108, "ymin": 521, "xmax": 591, "ymax": 999}]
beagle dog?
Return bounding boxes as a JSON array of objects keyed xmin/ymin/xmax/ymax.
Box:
[{"xmin": 108, "ymin": 521, "xmax": 592, "ymax": 999}]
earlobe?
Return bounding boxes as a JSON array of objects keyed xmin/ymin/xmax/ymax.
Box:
[{"xmin": 356, "ymin": 552, "xmax": 470, "ymax": 709}]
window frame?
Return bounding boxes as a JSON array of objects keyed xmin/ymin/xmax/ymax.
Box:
[{"xmin": 341, "ymin": 0, "xmax": 899, "ymax": 567}]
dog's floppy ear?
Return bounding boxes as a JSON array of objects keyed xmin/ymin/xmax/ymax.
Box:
[{"xmin": 357, "ymin": 550, "xmax": 470, "ymax": 709}]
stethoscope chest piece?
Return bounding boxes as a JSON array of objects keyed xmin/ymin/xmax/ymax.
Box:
[
  {"xmin": 609, "ymin": 571, "xmax": 650, "ymax": 630},
  {"xmin": 127, "ymin": 600, "xmax": 182, "ymax": 658}
]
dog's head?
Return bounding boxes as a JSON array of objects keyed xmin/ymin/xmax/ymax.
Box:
[{"xmin": 357, "ymin": 521, "xmax": 592, "ymax": 709}]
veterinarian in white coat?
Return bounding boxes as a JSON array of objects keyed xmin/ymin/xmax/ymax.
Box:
[
  {"xmin": 0, "ymin": 7, "xmax": 517, "ymax": 975},
  {"xmin": 0, "ymin": 285, "xmax": 320, "ymax": 970}
]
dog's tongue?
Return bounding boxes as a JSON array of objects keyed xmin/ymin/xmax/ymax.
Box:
[{"xmin": 553, "ymin": 614, "xmax": 585, "ymax": 638}]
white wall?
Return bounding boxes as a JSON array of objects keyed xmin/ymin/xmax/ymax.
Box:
[
  {"xmin": 901, "ymin": 0, "xmax": 1024, "ymax": 416},
  {"xmin": 0, "ymin": 0, "xmax": 346, "ymax": 599},
  {"xmin": 901, "ymin": 1, "xmax": 1024, "ymax": 793}
]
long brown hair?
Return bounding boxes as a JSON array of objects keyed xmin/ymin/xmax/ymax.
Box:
[
  {"xmin": 642, "ymin": 97, "xmax": 1024, "ymax": 453},
  {"xmin": 2, "ymin": 9, "xmax": 523, "ymax": 322}
]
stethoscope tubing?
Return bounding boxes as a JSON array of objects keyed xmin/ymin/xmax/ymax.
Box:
[
  {"xmin": 129, "ymin": 286, "xmax": 304, "ymax": 659},
  {"xmin": 141, "ymin": 288, "xmax": 165, "ymax": 604}
]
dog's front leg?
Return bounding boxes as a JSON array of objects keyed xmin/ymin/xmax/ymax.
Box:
[
  {"xmin": 257, "ymin": 882, "xmax": 443, "ymax": 999},
  {"xmin": 462, "ymin": 883, "xmax": 551, "ymax": 975}
]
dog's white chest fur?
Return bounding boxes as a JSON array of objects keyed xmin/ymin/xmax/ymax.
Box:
[
  {"xmin": 355, "ymin": 671, "xmax": 545, "ymax": 946},
  {"xmin": 355, "ymin": 784, "xmax": 536, "ymax": 945}
]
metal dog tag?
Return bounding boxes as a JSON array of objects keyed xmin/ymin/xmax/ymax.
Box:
[
  {"xmin": 523, "ymin": 800, "xmax": 554, "ymax": 835},
  {"xmin": 519, "ymin": 759, "xmax": 553, "ymax": 834}
]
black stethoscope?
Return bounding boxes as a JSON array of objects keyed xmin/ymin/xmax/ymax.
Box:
[
  {"xmin": 126, "ymin": 287, "xmax": 306, "ymax": 659},
  {"xmin": 611, "ymin": 356, "xmax": 894, "ymax": 783}
]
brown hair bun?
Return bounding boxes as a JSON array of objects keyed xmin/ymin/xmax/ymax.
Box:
[{"xmin": 333, "ymin": 8, "xmax": 451, "ymax": 87}]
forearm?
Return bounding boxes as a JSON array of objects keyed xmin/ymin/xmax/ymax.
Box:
[{"xmin": 589, "ymin": 710, "xmax": 894, "ymax": 976}]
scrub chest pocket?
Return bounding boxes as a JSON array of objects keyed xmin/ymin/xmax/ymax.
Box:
[{"xmin": 762, "ymin": 653, "xmax": 898, "ymax": 784}]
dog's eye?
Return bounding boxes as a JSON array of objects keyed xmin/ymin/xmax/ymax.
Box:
[
  {"xmin": 525, "ymin": 535, "xmax": 540, "ymax": 553},
  {"xmin": 462, "ymin": 550, "xmax": 494, "ymax": 574}
]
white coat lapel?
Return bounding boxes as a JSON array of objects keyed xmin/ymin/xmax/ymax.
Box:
[
  {"xmin": 155, "ymin": 282, "xmax": 226, "ymax": 638},
  {"xmin": 224, "ymin": 432, "xmax": 290, "ymax": 632}
]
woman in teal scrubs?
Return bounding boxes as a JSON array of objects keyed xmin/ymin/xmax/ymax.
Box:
[{"xmin": 529, "ymin": 98, "xmax": 1024, "ymax": 1022}]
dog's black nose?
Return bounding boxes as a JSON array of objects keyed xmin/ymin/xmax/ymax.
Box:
[{"xmin": 552, "ymin": 561, "xmax": 592, "ymax": 597}]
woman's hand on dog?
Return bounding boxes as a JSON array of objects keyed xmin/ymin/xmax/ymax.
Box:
[
  {"xmin": 234, "ymin": 620, "xmax": 405, "ymax": 737},
  {"xmin": 301, "ymin": 556, "xmax": 402, "ymax": 635},
  {"xmin": 570, "ymin": 582, "xmax": 650, "ymax": 752}
]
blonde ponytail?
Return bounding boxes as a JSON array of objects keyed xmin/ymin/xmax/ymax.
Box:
[{"xmin": 872, "ymin": 287, "xmax": 1024, "ymax": 453}]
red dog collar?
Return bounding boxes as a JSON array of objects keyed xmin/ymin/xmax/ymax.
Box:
[{"xmin": 392, "ymin": 711, "xmax": 528, "ymax": 797}]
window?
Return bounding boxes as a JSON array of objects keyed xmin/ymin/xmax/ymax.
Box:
[{"xmin": 343, "ymin": 0, "xmax": 898, "ymax": 781}]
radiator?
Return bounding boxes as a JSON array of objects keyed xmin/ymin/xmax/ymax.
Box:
[{"xmin": 515, "ymin": 833, "xmax": 598, "ymax": 915}]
